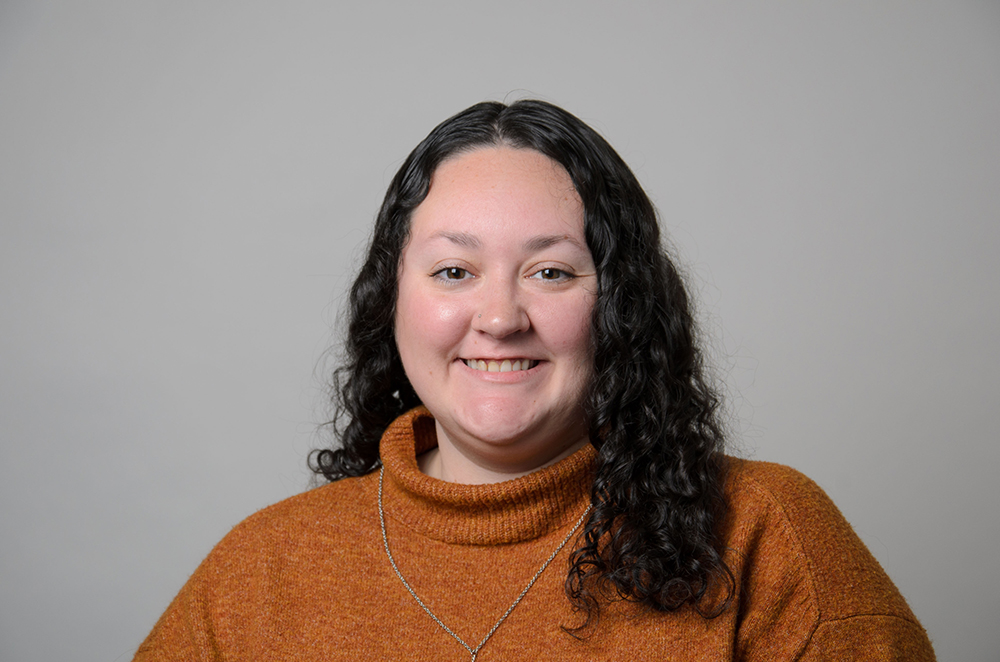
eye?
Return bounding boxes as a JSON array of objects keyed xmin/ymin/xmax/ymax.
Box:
[
  {"xmin": 432, "ymin": 266, "xmax": 471, "ymax": 281},
  {"xmin": 529, "ymin": 267, "xmax": 573, "ymax": 281}
]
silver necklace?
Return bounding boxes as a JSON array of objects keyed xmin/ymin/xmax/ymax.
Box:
[{"xmin": 378, "ymin": 467, "xmax": 591, "ymax": 661}]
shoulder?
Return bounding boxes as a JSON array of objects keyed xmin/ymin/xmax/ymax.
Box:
[
  {"xmin": 170, "ymin": 473, "xmax": 386, "ymax": 610},
  {"xmin": 722, "ymin": 457, "xmax": 913, "ymax": 618},
  {"xmin": 134, "ymin": 472, "xmax": 384, "ymax": 659},
  {"xmin": 723, "ymin": 458, "xmax": 858, "ymax": 554},
  {"xmin": 203, "ymin": 471, "xmax": 381, "ymax": 568},
  {"xmin": 721, "ymin": 458, "xmax": 934, "ymax": 659}
]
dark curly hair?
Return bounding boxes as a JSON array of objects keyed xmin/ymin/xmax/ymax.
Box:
[{"xmin": 311, "ymin": 99, "xmax": 734, "ymax": 627}]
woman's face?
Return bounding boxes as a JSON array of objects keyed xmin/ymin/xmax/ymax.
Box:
[{"xmin": 395, "ymin": 147, "xmax": 597, "ymax": 481}]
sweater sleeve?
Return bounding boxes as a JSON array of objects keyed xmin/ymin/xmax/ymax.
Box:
[
  {"xmin": 799, "ymin": 615, "xmax": 937, "ymax": 661},
  {"xmin": 132, "ymin": 540, "xmax": 232, "ymax": 662},
  {"xmin": 726, "ymin": 460, "xmax": 936, "ymax": 661},
  {"xmin": 132, "ymin": 500, "xmax": 298, "ymax": 662},
  {"xmin": 131, "ymin": 479, "xmax": 371, "ymax": 662}
]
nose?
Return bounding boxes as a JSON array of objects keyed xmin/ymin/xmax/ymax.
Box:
[{"xmin": 472, "ymin": 278, "xmax": 530, "ymax": 339}]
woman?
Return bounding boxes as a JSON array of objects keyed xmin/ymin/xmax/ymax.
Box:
[{"xmin": 135, "ymin": 101, "xmax": 935, "ymax": 660}]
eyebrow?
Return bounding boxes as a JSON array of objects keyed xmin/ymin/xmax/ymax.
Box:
[
  {"xmin": 523, "ymin": 234, "xmax": 585, "ymax": 252},
  {"xmin": 432, "ymin": 231, "xmax": 481, "ymax": 249},
  {"xmin": 431, "ymin": 231, "xmax": 585, "ymax": 252}
]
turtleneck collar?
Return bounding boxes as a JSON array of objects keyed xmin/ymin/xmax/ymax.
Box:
[{"xmin": 379, "ymin": 407, "xmax": 596, "ymax": 545}]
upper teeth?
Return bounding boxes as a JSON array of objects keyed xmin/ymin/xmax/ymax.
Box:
[{"xmin": 464, "ymin": 359, "xmax": 536, "ymax": 372}]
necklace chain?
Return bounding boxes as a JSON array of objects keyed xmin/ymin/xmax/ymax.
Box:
[{"xmin": 378, "ymin": 467, "xmax": 591, "ymax": 661}]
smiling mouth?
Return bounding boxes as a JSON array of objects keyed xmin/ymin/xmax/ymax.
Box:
[{"xmin": 463, "ymin": 359, "xmax": 538, "ymax": 373}]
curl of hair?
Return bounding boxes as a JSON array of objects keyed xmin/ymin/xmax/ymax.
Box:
[{"xmin": 310, "ymin": 100, "xmax": 734, "ymax": 626}]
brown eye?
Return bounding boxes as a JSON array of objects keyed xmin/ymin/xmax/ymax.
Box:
[
  {"xmin": 530, "ymin": 268, "xmax": 572, "ymax": 281},
  {"xmin": 433, "ymin": 266, "xmax": 471, "ymax": 281}
]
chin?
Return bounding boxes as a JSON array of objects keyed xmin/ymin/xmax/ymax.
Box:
[
  {"xmin": 459, "ymin": 399, "xmax": 584, "ymax": 448},
  {"xmin": 460, "ymin": 415, "xmax": 537, "ymax": 447}
]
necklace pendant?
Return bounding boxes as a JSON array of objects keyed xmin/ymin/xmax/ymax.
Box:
[{"xmin": 378, "ymin": 468, "xmax": 590, "ymax": 662}]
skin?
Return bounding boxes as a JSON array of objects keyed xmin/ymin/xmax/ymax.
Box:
[{"xmin": 395, "ymin": 147, "xmax": 597, "ymax": 484}]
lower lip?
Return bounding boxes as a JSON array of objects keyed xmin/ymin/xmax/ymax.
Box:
[{"xmin": 456, "ymin": 359, "xmax": 543, "ymax": 382}]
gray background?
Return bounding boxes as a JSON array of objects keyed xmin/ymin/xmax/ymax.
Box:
[{"xmin": 1, "ymin": 1, "xmax": 998, "ymax": 660}]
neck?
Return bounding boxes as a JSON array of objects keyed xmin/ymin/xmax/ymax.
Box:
[{"xmin": 417, "ymin": 420, "xmax": 590, "ymax": 484}]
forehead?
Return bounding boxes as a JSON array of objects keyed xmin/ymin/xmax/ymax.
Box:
[
  {"xmin": 410, "ymin": 147, "xmax": 584, "ymax": 240},
  {"xmin": 431, "ymin": 146, "xmax": 576, "ymax": 196}
]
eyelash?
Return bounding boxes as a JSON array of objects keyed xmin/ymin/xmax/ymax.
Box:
[
  {"xmin": 431, "ymin": 266, "xmax": 576, "ymax": 282},
  {"xmin": 528, "ymin": 267, "xmax": 574, "ymax": 281},
  {"xmin": 431, "ymin": 266, "xmax": 472, "ymax": 281}
]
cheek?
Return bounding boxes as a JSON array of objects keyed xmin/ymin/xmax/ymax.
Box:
[
  {"xmin": 534, "ymin": 292, "xmax": 596, "ymax": 359},
  {"xmin": 395, "ymin": 287, "xmax": 468, "ymax": 364}
]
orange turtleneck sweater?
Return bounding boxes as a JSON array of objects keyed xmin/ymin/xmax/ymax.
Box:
[{"xmin": 134, "ymin": 408, "xmax": 935, "ymax": 660}]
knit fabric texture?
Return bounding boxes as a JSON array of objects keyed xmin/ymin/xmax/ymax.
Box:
[{"xmin": 134, "ymin": 407, "xmax": 936, "ymax": 661}]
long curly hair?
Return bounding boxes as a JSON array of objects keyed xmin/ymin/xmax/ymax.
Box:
[{"xmin": 311, "ymin": 99, "xmax": 733, "ymax": 625}]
